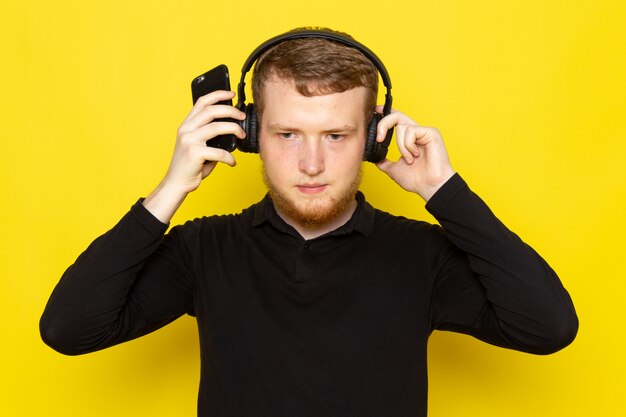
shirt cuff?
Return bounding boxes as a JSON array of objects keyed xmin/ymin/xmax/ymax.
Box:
[
  {"xmin": 129, "ymin": 198, "xmax": 170, "ymax": 238},
  {"xmin": 424, "ymin": 173, "xmax": 469, "ymax": 217}
]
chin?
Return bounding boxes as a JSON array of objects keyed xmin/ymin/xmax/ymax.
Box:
[
  {"xmin": 272, "ymin": 191, "xmax": 350, "ymax": 228},
  {"xmin": 293, "ymin": 196, "xmax": 345, "ymax": 226},
  {"xmin": 262, "ymin": 165, "xmax": 362, "ymax": 229}
]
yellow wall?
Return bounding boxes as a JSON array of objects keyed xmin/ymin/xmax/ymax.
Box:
[{"xmin": 2, "ymin": 0, "xmax": 624, "ymax": 415}]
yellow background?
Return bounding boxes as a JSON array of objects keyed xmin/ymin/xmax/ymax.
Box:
[{"xmin": 2, "ymin": 0, "xmax": 625, "ymax": 415}]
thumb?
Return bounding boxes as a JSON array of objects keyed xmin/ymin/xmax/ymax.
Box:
[{"xmin": 375, "ymin": 158, "xmax": 394, "ymax": 174}]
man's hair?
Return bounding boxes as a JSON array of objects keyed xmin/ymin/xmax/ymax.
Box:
[{"xmin": 251, "ymin": 28, "xmax": 379, "ymax": 120}]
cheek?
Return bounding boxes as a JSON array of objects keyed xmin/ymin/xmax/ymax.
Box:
[
  {"xmin": 331, "ymin": 140, "xmax": 365, "ymax": 169},
  {"xmin": 260, "ymin": 144, "xmax": 292, "ymax": 185},
  {"xmin": 260, "ymin": 141, "xmax": 290, "ymax": 170}
]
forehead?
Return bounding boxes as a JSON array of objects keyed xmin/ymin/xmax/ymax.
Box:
[{"xmin": 260, "ymin": 77, "xmax": 369, "ymax": 128}]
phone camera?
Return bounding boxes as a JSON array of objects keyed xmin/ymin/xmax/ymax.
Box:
[{"xmin": 195, "ymin": 75, "xmax": 205, "ymax": 84}]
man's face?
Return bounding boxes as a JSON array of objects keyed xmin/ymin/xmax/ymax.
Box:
[{"xmin": 259, "ymin": 77, "xmax": 368, "ymax": 229}]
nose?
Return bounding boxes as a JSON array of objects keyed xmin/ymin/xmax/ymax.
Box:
[{"xmin": 298, "ymin": 138, "xmax": 325, "ymax": 176}]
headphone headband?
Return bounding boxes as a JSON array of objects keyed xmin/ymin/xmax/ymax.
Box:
[{"xmin": 236, "ymin": 29, "xmax": 393, "ymax": 115}]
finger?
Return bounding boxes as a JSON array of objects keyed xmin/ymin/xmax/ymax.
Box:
[
  {"xmin": 204, "ymin": 121, "xmax": 246, "ymax": 140},
  {"xmin": 403, "ymin": 125, "xmax": 425, "ymax": 157},
  {"xmin": 197, "ymin": 146, "xmax": 237, "ymax": 167},
  {"xmin": 183, "ymin": 121, "xmax": 246, "ymax": 146},
  {"xmin": 183, "ymin": 90, "xmax": 237, "ymax": 123},
  {"xmin": 201, "ymin": 160, "xmax": 218, "ymax": 178},
  {"xmin": 182, "ymin": 104, "xmax": 246, "ymax": 134},
  {"xmin": 374, "ymin": 157, "xmax": 394, "ymax": 174},
  {"xmin": 394, "ymin": 123, "xmax": 415, "ymax": 164},
  {"xmin": 375, "ymin": 111, "xmax": 416, "ymax": 142}
]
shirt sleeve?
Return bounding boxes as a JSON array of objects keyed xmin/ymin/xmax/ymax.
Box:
[
  {"xmin": 425, "ymin": 174, "xmax": 578, "ymax": 354},
  {"xmin": 40, "ymin": 199, "xmax": 196, "ymax": 355}
]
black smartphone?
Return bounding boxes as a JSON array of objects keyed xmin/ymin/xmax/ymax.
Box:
[{"xmin": 191, "ymin": 64, "xmax": 238, "ymax": 152}]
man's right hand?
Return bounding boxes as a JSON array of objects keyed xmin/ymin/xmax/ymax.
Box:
[{"xmin": 143, "ymin": 90, "xmax": 246, "ymax": 223}]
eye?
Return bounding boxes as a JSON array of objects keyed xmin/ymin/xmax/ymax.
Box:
[
  {"xmin": 279, "ymin": 132, "xmax": 295, "ymax": 140},
  {"xmin": 327, "ymin": 134, "xmax": 343, "ymax": 141}
]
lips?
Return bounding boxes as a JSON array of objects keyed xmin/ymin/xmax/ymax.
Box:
[{"xmin": 296, "ymin": 184, "xmax": 328, "ymax": 194}]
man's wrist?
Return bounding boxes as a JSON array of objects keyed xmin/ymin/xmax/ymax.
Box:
[
  {"xmin": 142, "ymin": 180, "xmax": 189, "ymax": 224},
  {"xmin": 424, "ymin": 172, "xmax": 467, "ymax": 215},
  {"xmin": 418, "ymin": 170, "xmax": 456, "ymax": 202}
]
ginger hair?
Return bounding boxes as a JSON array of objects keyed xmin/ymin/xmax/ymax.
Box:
[{"xmin": 251, "ymin": 28, "xmax": 378, "ymax": 120}]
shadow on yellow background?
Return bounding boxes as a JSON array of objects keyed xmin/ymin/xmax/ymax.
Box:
[{"xmin": 2, "ymin": 0, "xmax": 624, "ymax": 416}]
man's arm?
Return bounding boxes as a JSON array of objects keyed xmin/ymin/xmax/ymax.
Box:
[
  {"xmin": 40, "ymin": 201, "xmax": 190, "ymax": 355},
  {"xmin": 425, "ymin": 174, "xmax": 578, "ymax": 353},
  {"xmin": 375, "ymin": 109, "xmax": 578, "ymax": 353},
  {"xmin": 40, "ymin": 91, "xmax": 246, "ymax": 354}
]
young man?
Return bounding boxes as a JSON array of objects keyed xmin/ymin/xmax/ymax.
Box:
[{"xmin": 41, "ymin": 28, "xmax": 578, "ymax": 416}]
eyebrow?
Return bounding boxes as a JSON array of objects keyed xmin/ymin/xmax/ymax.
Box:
[{"xmin": 267, "ymin": 123, "xmax": 357, "ymax": 133}]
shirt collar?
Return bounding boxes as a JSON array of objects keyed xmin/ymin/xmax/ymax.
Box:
[{"xmin": 252, "ymin": 191, "xmax": 375, "ymax": 238}]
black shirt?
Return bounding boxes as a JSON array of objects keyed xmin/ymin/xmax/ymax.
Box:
[{"xmin": 40, "ymin": 174, "xmax": 578, "ymax": 417}]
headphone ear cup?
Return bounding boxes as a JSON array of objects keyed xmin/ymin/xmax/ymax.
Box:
[
  {"xmin": 364, "ymin": 113, "xmax": 383, "ymax": 162},
  {"xmin": 237, "ymin": 104, "xmax": 260, "ymax": 153},
  {"xmin": 364, "ymin": 112, "xmax": 393, "ymax": 163}
]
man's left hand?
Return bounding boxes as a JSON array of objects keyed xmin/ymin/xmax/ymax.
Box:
[{"xmin": 374, "ymin": 107, "xmax": 456, "ymax": 202}]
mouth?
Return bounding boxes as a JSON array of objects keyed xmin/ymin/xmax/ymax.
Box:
[{"xmin": 296, "ymin": 184, "xmax": 328, "ymax": 194}]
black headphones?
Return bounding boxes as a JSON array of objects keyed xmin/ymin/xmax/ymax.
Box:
[{"xmin": 235, "ymin": 29, "xmax": 394, "ymax": 163}]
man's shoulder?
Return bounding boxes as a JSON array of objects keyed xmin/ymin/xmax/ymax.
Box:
[
  {"xmin": 168, "ymin": 200, "xmax": 261, "ymax": 238},
  {"xmin": 368, "ymin": 203, "xmax": 436, "ymax": 232},
  {"xmin": 362, "ymin": 200, "xmax": 453, "ymax": 258},
  {"xmin": 358, "ymin": 202, "xmax": 443, "ymax": 247}
]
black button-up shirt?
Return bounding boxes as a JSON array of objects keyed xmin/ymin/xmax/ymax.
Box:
[{"xmin": 41, "ymin": 174, "xmax": 578, "ymax": 417}]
